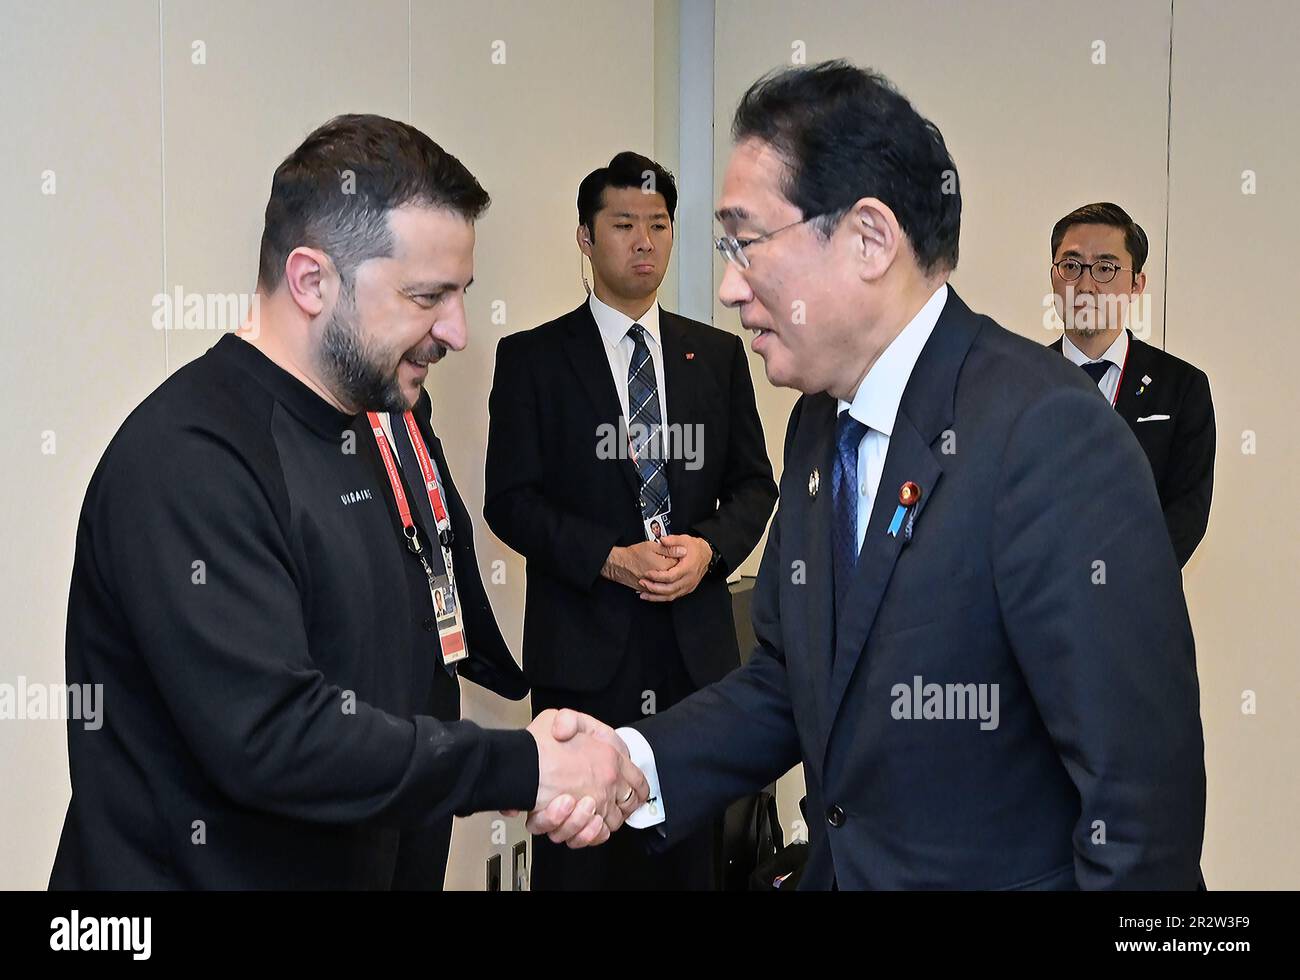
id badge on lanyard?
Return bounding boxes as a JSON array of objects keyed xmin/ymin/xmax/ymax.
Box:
[
  {"xmin": 627, "ymin": 423, "xmax": 670, "ymax": 542},
  {"xmin": 368, "ymin": 412, "xmax": 468, "ymax": 670}
]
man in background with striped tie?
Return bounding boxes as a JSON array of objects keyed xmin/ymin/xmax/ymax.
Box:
[{"xmin": 484, "ymin": 152, "xmax": 777, "ymax": 889}]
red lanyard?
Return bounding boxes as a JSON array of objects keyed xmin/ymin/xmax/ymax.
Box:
[
  {"xmin": 1110, "ymin": 342, "xmax": 1131, "ymax": 409},
  {"xmin": 366, "ymin": 411, "xmax": 451, "ymax": 548},
  {"xmin": 368, "ymin": 411, "xmax": 468, "ymax": 671},
  {"xmin": 398, "ymin": 411, "xmax": 450, "ymax": 529}
]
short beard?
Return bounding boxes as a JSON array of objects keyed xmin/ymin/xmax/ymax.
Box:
[
  {"xmin": 318, "ymin": 284, "xmax": 408, "ymax": 413},
  {"xmin": 1070, "ymin": 319, "xmax": 1109, "ymax": 337}
]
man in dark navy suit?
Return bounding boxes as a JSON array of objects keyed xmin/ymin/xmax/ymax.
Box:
[
  {"xmin": 528, "ymin": 63, "xmax": 1206, "ymax": 890},
  {"xmin": 1047, "ymin": 202, "xmax": 1215, "ymax": 567}
]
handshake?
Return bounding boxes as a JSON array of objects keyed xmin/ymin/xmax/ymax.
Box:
[{"xmin": 509, "ymin": 709, "xmax": 650, "ymax": 847}]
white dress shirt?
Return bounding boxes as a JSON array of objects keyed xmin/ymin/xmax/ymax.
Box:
[
  {"xmin": 619, "ymin": 284, "xmax": 951, "ymax": 830},
  {"xmin": 1061, "ymin": 328, "xmax": 1129, "ymax": 407},
  {"xmin": 836, "ymin": 284, "xmax": 947, "ymax": 553},
  {"xmin": 588, "ymin": 291, "xmax": 669, "ymax": 459}
]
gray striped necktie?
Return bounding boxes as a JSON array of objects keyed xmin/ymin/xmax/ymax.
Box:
[{"xmin": 626, "ymin": 323, "xmax": 671, "ymax": 526}]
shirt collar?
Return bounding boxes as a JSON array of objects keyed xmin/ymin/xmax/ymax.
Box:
[
  {"xmin": 836, "ymin": 284, "xmax": 948, "ymax": 437},
  {"xmin": 589, "ymin": 291, "xmax": 661, "ymax": 350},
  {"xmin": 216, "ymin": 334, "xmax": 356, "ymax": 439},
  {"xmin": 1061, "ymin": 328, "xmax": 1129, "ymax": 370}
]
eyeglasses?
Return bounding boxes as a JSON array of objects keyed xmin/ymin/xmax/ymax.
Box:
[
  {"xmin": 1053, "ymin": 258, "xmax": 1131, "ymax": 284},
  {"xmin": 715, "ymin": 212, "xmax": 832, "ymax": 269}
]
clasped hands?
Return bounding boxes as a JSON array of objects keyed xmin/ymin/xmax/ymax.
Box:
[
  {"xmin": 506, "ymin": 708, "xmax": 647, "ymax": 848},
  {"xmin": 602, "ymin": 534, "xmax": 712, "ymax": 602}
]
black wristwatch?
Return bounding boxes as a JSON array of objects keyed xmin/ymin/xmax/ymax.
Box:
[{"xmin": 704, "ymin": 539, "xmax": 724, "ymax": 575}]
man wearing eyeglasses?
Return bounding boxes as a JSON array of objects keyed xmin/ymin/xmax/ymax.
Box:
[
  {"xmin": 526, "ymin": 63, "xmax": 1205, "ymax": 890},
  {"xmin": 484, "ymin": 151, "xmax": 777, "ymax": 890},
  {"xmin": 1048, "ymin": 202, "xmax": 1215, "ymax": 567}
]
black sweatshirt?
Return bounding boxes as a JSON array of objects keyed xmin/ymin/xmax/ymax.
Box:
[{"xmin": 49, "ymin": 334, "xmax": 538, "ymax": 889}]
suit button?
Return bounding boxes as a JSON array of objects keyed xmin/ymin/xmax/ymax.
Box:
[
  {"xmin": 422, "ymin": 618, "xmax": 437, "ymax": 631},
  {"xmin": 826, "ymin": 805, "xmax": 845, "ymax": 828}
]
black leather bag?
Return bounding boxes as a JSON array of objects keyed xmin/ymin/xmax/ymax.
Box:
[
  {"xmin": 749, "ymin": 839, "xmax": 809, "ymax": 890},
  {"xmin": 749, "ymin": 794, "xmax": 810, "ymax": 890},
  {"xmin": 716, "ymin": 790, "xmax": 784, "ymax": 890}
]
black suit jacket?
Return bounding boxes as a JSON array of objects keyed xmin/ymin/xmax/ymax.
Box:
[
  {"xmin": 1050, "ymin": 331, "xmax": 1215, "ymax": 566},
  {"xmin": 484, "ymin": 300, "xmax": 777, "ymax": 693},
  {"xmin": 358, "ymin": 388, "xmax": 530, "ymax": 705},
  {"xmin": 635, "ymin": 289, "xmax": 1206, "ymax": 889}
]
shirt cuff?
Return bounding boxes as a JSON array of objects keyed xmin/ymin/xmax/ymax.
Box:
[
  {"xmin": 464, "ymin": 726, "xmax": 539, "ymax": 815},
  {"xmin": 617, "ymin": 726, "xmax": 665, "ymax": 828}
]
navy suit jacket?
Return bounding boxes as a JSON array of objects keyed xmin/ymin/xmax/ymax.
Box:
[{"xmin": 635, "ymin": 289, "xmax": 1206, "ymax": 890}]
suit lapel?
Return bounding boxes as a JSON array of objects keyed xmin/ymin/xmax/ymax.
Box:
[
  {"xmin": 561, "ymin": 302, "xmax": 644, "ymax": 502},
  {"xmin": 1114, "ymin": 330, "xmax": 1152, "ymax": 424},
  {"xmin": 824, "ymin": 412, "xmax": 942, "ymax": 729},
  {"xmin": 1054, "ymin": 330, "xmax": 1150, "ymax": 420},
  {"xmin": 658, "ymin": 311, "xmax": 696, "ymax": 508},
  {"xmin": 783, "ymin": 396, "xmax": 838, "ymax": 743},
  {"xmin": 820, "ymin": 288, "xmax": 981, "ymax": 736}
]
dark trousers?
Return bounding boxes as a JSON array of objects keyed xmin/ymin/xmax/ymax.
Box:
[{"xmin": 530, "ymin": 602, "xmax": 714, "ymax": 890}]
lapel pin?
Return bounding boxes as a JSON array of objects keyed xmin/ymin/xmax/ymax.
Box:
[
  {"xmin": 888, "ymin": 481, "xmax": 923, "ymax": 538},
  {"xmin": 808, "ymin": 468, "xmax": 820, "ymax": 498},
  {"xmin": 1138, "ymin": 373, "xmax": 1152, "ymax": 396},
  {"xmin": 685, "ymin": 352, "xmax": 695, "ymax": 360}
]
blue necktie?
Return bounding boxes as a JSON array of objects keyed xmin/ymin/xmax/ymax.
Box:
[
  {"xmin": 626, "ymin": 324, "xmax": 671, "ymax": 526},
  {"xmin": 832, "ymin": 411, "xmax": 868, "ymax": 613},
  {"xmin": 1081, "ymin": 360, "xmax": 1110, "ymax": 384}
]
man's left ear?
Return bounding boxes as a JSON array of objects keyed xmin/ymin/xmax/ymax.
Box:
[{"xmin": 849, "ymin": 198, "xmax": 901, "ymax": 281}]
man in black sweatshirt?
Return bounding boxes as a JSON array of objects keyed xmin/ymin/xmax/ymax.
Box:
[{"xmin": 49, "ymin": 115, "xmax": 646, "ymax": 889}]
